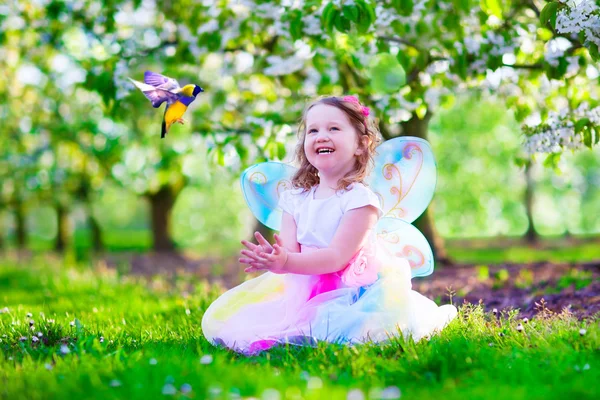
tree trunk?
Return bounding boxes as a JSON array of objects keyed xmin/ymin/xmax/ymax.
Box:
[
  {"xmin": 14, "ymin": 200, "xmax": 27, "ymax": 249},
  {"xmin": 79, "ymin": 183, "xmax": 104, "ymax": 253},
  {"xmin": 88, "ymin": 208, "xmax": 104, "ymax": 253},
  {"xmin": 147, "ymin": 186, "xmax": 177, "ymax": 252},
  {"xmin": 523, "ymin": 161, "xmax": 539, "ymax": 244},
  {"xmin": 54, "ymin": 203, "xmax": 70, "ymax": 252},
  {"xmin": 399, "ymin": 112, "xmax": 451, "ymax": 264}
]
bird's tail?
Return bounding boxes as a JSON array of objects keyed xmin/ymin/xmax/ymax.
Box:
[{"xmin": 161, "ymin": 119, "xmax": 167, "ymax": 138}]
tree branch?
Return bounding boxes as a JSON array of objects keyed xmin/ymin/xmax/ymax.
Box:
[
  {"xmin": 504, "ymin": 63, "xmax": 544, "ymax": 69},
  {"xmin": 378, "ymin": 35, "xmax": 422, "ymax": 51},
  {"xmin": 525, "ymin": 0, "xmax": 541, "ymax": 17}
]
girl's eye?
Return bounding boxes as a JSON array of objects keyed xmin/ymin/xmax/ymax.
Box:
[{"xmin": 307, "ymin": 127, "xmax": 338, "ymax": 133}]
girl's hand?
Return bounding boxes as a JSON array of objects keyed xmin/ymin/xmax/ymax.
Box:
[
  {"xmin": 240, "ymin": 231, "xmax": 273, "ymax": 255},
  {"xmin": 239, "ymin": 234, "xmax": 288, "ymax": 274}
]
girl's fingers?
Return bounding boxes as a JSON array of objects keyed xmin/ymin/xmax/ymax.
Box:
[
  {"xmin": 256, "ymin": 254, "xmax": 270, "ymax": 262},
  {"xmin": 241, "ymin": 240, "xmax": 258, "ymax": 251},
  {"xmin": 241, "ymin": 250, "xmax": 263, "ymax": 262},
  {"xmin": 239, "ymin": 258, "xmax": 255, "ymax": 265},
  {"xmin": 254, "ymin": 232, "xmax": 271, "ymax": 247},
  {"xmin": 274, "ymin": 234, "xmax": 283, "ymax": 246},
  {"xmin": 260, "ymin": 252, "xmax": 276, "ymax": 262}
]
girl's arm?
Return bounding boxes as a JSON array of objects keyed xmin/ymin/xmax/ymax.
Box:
[
  {"xmin": 284, "ymin": 205, "xmax": 379, "ymax": 275},
  {"xmin": 279, "ymin": 211, "xmax": 301, "ymax": 253}
]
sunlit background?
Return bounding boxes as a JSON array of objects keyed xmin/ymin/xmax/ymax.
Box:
[{"xmin": 1, "ymin": 0, "xmax": 599, "ymax": 262}]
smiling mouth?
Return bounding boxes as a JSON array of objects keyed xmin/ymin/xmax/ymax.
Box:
[{"xmin": 316, "ymin": 148, "xmax": 335, "ymax": 155}]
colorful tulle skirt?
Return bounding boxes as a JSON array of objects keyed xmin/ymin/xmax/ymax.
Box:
[{"xmin": 202, "ymin": 245, "xmax": 457, "ymax": 355}]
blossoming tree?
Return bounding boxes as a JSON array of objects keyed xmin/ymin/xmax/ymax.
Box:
[{"xmin": 1, "ymin": 0, "xmax": 598, "ymax": 255}]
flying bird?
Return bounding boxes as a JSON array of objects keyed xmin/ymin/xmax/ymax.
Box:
[{"xmin": 129, "ymin": 71, "xmax": 204, "ymax": 138}]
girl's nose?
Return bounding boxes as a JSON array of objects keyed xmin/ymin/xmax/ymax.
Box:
[{"xmin": 315, "ymin": 130, "xmax": 330, "ymax": 141}]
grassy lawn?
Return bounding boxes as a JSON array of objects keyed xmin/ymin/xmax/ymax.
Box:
[
  {"xmin": 0, "ymin": 255, "xmax": 598, "ymax": 399},
  {"xmin": 446, "ymin": 241, "xmax": 600, "ymax": 265}
]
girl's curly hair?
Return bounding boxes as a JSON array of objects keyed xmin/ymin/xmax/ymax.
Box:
[{"xmin": 292, "ymin": 96, "xmax": 382, "ymax": 192}]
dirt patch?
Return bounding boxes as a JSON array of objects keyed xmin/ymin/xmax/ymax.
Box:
[
  {"xmin": 100, "ymin": 252, "xmax": 600, "ymax": 320},
  {"xmin": 412, "ymin": 261, "xmax": 600, "ymax": 319}
]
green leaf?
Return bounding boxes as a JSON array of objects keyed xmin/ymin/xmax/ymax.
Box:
[
  {"xmin": 289, "ymin": 10, "xmax": 304, "ymax": 40},
  {"xmin": 543, "ymin": 152, "xmax": 561, "ymax": 169},
  {"xmin": 266, "ymin": 141, "xmax": 278, "ymax": 160},
  {"xmin": 356, "ymin": 12, "xmax": 371, "ymax": 34},
  {"xmin": 480, "ymin": 0, "xmax": 502, "ymax": 18},
  {"xmin": 321, "ymin": 2, "xmax": 336, "ymax": 33},
  {"xmin": 583, "ymin": 129, "xmax": 593, "ymax": 148},
  {"xmin": 235, "ymin": 141, "xmax": 248, "ymax": 162},
  {"xmin": 574, "ymin": 118, "xmax": 590, "ymax": 133},
  {"xmin": 513, "ymin": 156, "xmax": 529, "ymax": 168},
  {"xmin": 595, "ymin": 126, "xmax": 600, "ymax": 145},
  {"xmin": 369, "ymin": 54, "xmax": 407, "ymax": 93},
  {"xmin": 277, "ymin": 142, "xmax": 286, "ymax": 160},
  {"xmin": 514, "ymin": 104, "xmax": 531, "ymax": 123},
  {"xmin": 334, "ymin": 13, "xmax": 351, "ymax": 33},
  {"xmin": 589, "ymin": 44, "xmax": 600, "ymax": 61},
  {"xmin": 416, "ymin": 104, "xmax": 427, "ymax": 119},
  {"xmin": 210, "ymin": 146, "xmax": 225, "ymax": 166},
  {"xmin": 205, "ymin": 32, "xmax": 221, "ymax": 51},
  {"xmin": 540, "ymin": 1, "xmax": 559, "ymax": 29},
  {"xmin": 354, "ymin": 0, "xmax": 372, "ymax": 34},
  {"xmin": 453, "ymin": 0, "xmax": 471, "ymax": 13},
  {"xmin": 396, "ymin": 50, "xmax": 411, "ymax": 71},
  {"xmin": 343, "ymin": 5, "xmax": 359, "ymax": 22},
  {"xmin": 392, "ymin": 0, "xmax": 414, "ymax": 16}
]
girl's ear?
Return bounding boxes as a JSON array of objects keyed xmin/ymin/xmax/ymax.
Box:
[{"xmin": 355, "ymin": 135, "xmax": 369, "ymax": 156}]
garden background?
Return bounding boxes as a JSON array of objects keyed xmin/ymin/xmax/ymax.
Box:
[{"xmin": 1, "ymin": 1, "xmax": 599, "ymax": 399}]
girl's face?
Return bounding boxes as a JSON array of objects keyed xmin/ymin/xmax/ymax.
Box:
[{"xmin": 304, "ymin": 104, "xmax": 364, "ymax": 179}]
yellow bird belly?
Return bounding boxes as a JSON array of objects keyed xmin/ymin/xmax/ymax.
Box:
[{"xmin": 164, "ymin": 101, "xmax": 188, "ymax": 130}]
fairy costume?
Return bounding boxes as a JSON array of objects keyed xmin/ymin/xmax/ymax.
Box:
[{"xmin": 202, "ymin": 137, "xmax": 457, "ymax": 355}]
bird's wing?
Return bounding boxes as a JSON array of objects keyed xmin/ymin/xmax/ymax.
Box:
[
  {"xmin": 144, "ymin": 71, "xmax": 181, "ymax": 91},
  {"xmin": 129, "ymin": 78, "xmax": 180, "ymax": 108}
]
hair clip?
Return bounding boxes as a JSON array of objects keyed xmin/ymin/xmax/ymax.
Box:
[{"xmin": 343, "ymin": 95, "xmax": 370, "ymax": 117}]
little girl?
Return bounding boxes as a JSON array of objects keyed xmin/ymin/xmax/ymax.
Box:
[{"xmin": 202, "ymin": 96, "xmax": 457, "ymax": 354}]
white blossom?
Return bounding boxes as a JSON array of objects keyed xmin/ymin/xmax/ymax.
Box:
[
  {"xmin": 523, "ymin": 103, "xmax": 600, "ymax": 155},
  {"xmin": 264, "ymin": 41, "xmax": 314, "ymax": 76},
  {"xmin": 556, "ymin": 0, "xmax": 600, "ymax": 47},
  {"xmin": 302, "ymin": 13, "xmax": 323, "ymax": 36}
]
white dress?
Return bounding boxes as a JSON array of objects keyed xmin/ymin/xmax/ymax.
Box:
[{"xmin": 202, "ymin": 183, "xmax": 457, "ymax": 355}]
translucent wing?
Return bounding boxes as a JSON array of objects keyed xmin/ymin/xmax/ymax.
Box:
[
  {"xmin": 144, "ymin": 71, "xmax": 181, "ymax": 91},
  {"xmin": 240, "ymin": 162, "xmax": 296, "ymax": 231},
  {"xmin": 375, "ymin": 217, "xmax": 434, "ymax": 278},
  {"xmin": 367, "ymin": 137, "xmax": 436, "ymax": 223},
  {"xmin": 128, "ymin": 78, "xmax": 180, "ymax": 108},
  {"xmin": 368, "ymin": 137, "xmax": 437, "ymax": 278}
]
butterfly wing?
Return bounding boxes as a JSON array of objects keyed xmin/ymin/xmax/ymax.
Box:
[
  {"xmin": 375, "ymin": 217, "xmax": 434, "ymax": 278},
  {"xmin": 368, "ymin": 137, "xmax": 437, "ymax": 278},
  {"xmin": 240, "ymin": 162, "xmax": 296, "ymax": 231},
  {"xmin": 367, "ymin": 136, "xmax": 436, "ymax": 223}
]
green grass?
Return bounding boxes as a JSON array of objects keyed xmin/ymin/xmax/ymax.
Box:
[
  {"xmin": 446, "ymin": 241, "xmax": 600, "ymax": 264},
  {"xmin": 0, "ymin": 256, "xmax": 598, "ymax": 399}
]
